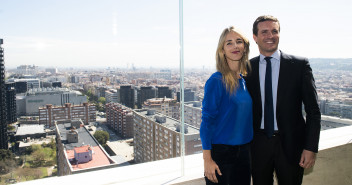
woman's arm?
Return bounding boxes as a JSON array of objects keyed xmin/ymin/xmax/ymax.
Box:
[{"xmin": 203, "ymin": 150, "xmax": 222, "ymax": 183}]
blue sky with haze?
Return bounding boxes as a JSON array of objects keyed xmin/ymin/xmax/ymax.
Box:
[{"xmin": 0, "ymin": 0, "xmax": 351, "ymax": 69}]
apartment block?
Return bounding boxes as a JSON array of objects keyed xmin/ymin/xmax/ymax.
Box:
[
  {"xmin": 106, "ymin": 103, "xmax": 134, "ymax": 138},
  {"xmin": 184, "ymin": 101, "xmax": 202, "ymax": 129},
  {"xmin": 39, "ymin": 103, "xmax": 96, "ymax": 127},
  {"xmin": 133, "ymin": 109, "xmax": 202, "ymax": 164},
  {"xmin": 105, "ymin": 89, "xmax": 119, "ymax": 103},
  {"xmin": 142, "ymin": 97, "xmax": 180, "ymax": 120}
]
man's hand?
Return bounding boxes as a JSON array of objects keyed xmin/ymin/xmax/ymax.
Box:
[
  {"xmin": 203, "ymin": 150, "xmax": 222, "ymax": 183},
  {"xmin": 299, "ymin": 149, "xmax": 316, "ymax": 169}
]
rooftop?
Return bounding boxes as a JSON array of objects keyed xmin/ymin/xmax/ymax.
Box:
[
  {"xmin": 57, "ymin": 122, "xmax": 116, "ymax": 171},
  {"xmin": 57, "ymin": 123, "xmax": 98, "ymax": 150},
  {"xmin": 74, "ymin": 145, "xmax": 92, "ymax": 153},
  {"xmin": 15, "ymin": 125, "xmax": 45, "ymax": 136},
  {"xmin": 26, "ymin": 88, "xmax": 82, "ymax": 96},
  {"xmin": 134, "ymin": 109, "xmax": 199, "ymax": 135},
  {"xmin": 67, "ymin": 146, "xmax": 112, "ymax": 171},
  {"xmin": 184, "ymin": 101, "xmax": 202, "ymax": 109}
]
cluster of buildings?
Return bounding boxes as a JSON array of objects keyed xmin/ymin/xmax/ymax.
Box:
[
  {"xmin": 2, "ymin": 36, "xmax": 352, "ymax": 180},
  {"xmin": 0, "ymin": 37, "xmax": 208, "ymax": 176},
  {"xmin": 105, "ymin": 102, "xmax": 203, "ymax": 164},
  {"xmin": 17, "ymin": 88, "xmax": 87, "ymax": 116},
  {"xmin": 0, "ymin": 39, "xmax": 119, "ymax": 177},
  {"xmin": 315, "ymin": 69, "xmax": 352, "ymax": 119}
]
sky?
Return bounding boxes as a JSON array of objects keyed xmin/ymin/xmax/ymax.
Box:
[{"xmin": 0, "ymin": 0, "xmax": 351, "ymax": 69}]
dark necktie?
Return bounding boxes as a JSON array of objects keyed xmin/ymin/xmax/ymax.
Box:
[{"xmin": 264, "ymin": 57, "xmax": 274, "ymax": 138}]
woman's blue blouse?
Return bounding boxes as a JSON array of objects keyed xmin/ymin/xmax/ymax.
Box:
[{"xmin": 200, "ymin": 72, "xmax": 253, "ymax": 150}]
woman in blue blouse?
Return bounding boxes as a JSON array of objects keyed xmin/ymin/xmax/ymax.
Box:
[{"xmin": 200, "ymin": 26, "xmax": 253, "ymax": 185}]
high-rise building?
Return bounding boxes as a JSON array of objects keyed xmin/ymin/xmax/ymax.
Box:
[
  {"xmin": 156, "ymin": 86, "xmax": 172, "ymax": 99},
  {"xmin": 133, "ymin": 109, "xmax": 202, "ymax": 163},
  {"xmin": 120, "ymin": 85, "xmax": 135, "ymax": 109},
  {"xmin": 106, "ymin": 103, "xmax": 134, "ymax": 138},
  {"xmin": 14, "ymin": 81, "xmax": 27, "ymax": 94},
  {"xmin": 0, "ymin": 39, "xmax": 8, "ymax": 149},
  {"xmin": 136, "ymin": 86, "xmax": 156, "ymax": 109},
  {"xmin": 5, "ymin": 83, "xmax": 17, "ymax": 124},
  {"xmin": 177, "ymin": 88, "xmax": 195, "ymax": 102},
  {"xmin": 52, "ymin": 81, "xmax": 62, "ymax": 88}
]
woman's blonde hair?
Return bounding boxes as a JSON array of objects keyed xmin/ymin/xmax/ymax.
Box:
[{"xmin": 216, "ymin": 26, "xmax": 250, "ymax": 94}]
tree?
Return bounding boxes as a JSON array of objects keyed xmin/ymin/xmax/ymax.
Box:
[
  {"xmin": 41, "ymin": 138, "xmax": 56, "ymax": 150},
  {"xmin": 32, "ymin": 150, "xmax": 46, "ymax": 167},
  {"xmin": 97, "ymin": 97, "xmax": 106, "ymax": 112},
  {"xmin": 0, "ymin": 149, "xmax": 15, "ymax": 160},
  {"xmin": 7, "ymin": 125, "xmax": 15, "ymax": 131},
  {"xmin": 98, "ymin": 97, "xmax": 106, "ymax": 105},
  {"xmin": 0, "ymin": 149, "xmax": 18, "ymax": 175},
  {"xmin": 93, "ymin": 131, "xmax": 109, "ymax": 146}
]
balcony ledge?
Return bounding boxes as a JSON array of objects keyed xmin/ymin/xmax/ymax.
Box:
[{"xmin": 17, "ymin": 125, "xmax": 352, "ymax": 185}]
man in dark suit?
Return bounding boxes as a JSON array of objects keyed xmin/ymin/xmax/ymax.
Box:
[{"xmin": 245, "ymin": 15, "xmax": 321, "ymax": 185}]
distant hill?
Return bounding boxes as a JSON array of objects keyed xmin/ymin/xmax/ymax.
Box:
[{"xmin": 309, "ymin": 58, "xmax": 352, "ymax": 71}]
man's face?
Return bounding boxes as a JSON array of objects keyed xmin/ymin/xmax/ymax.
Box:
[{"xmin": 253, "ymin": 21, "xmax": 280, "ymax": 56}]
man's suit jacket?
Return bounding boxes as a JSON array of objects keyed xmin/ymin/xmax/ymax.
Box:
[{"xmin": 245, "ymin": 51, "xmax": 321, "ymax": 164}]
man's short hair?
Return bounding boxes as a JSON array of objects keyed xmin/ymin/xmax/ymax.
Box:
[{"xmin": 253, "ymin": 15, "xmax": 280, "ymax": 36}]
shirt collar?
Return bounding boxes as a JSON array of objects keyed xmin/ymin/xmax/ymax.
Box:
[{"xmin": 259, "ymin": 50, "xmax": 280, "ymax": 63}]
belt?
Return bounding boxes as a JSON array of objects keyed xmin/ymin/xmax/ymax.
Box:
[{"xmin": 259, "ymin": 129, "xmax": 280, "ymax": 137}]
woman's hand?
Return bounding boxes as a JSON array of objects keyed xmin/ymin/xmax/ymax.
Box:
[{"xmin": 203, "ymin": 150, "xmax": 222, "ymax": 183}]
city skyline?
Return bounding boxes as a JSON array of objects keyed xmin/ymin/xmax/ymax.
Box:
[{"xmin": 1, "ymin": 0, "xmax": 352, "ymax": 69}]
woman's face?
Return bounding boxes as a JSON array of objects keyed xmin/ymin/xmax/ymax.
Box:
[{"xmin": 223, "ymin": 31, "xmax": 245, "ymax": 71}]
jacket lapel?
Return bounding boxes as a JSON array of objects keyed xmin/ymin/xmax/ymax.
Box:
[
  {"xmin": 276, "ymin": 51, "xmax": 293, "ymax": 112},
  {"xmin": 251, "ymin": 57, "xmax": 263, "ymax": 122}
]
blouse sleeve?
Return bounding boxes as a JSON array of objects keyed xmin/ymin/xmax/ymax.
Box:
[{"xmin": 200, "ymin": 75, "xmax": 223, "ymax": 150}]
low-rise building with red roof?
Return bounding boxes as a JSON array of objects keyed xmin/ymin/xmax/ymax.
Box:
[{"xmin": 55, "ymin": 119, "xmax": 117, "ymax": 176}]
